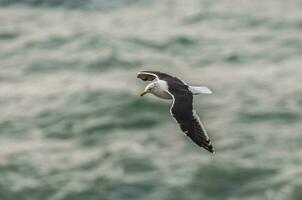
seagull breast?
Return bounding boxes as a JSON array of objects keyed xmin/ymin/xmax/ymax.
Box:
[{"xmin": 152, "ymin": 80, "xmax": 173, "ymax": 100}]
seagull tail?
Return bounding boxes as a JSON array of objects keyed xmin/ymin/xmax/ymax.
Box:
[{"xmin": 189, "ymin": 86, "xmax": 212, "ymax": 95}]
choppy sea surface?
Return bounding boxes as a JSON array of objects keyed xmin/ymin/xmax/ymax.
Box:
[{"xmin": 0, "ymin": 0, "xmax": 302, "ymax": 199}]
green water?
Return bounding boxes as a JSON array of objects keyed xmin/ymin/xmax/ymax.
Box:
[{"xmin": 0, "ymin": 0, "xmax": 302, "ymax": 199}]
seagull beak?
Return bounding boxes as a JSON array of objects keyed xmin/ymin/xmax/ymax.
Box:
[{"xmin": 139, "ymin": 91, "xmax": 147, "ymax": 96}]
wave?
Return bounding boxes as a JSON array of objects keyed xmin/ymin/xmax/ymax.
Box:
[
  {"xmin": 87, "ymin": 52, "xmax": 142, "ymax": 71},
  {"xmin": 0, "ymin": 0, "xmax": 149, "ymax": 9},
  {"xmin": 34, "ymin": 91, "xmax": 168, "ymax": 142},
  {"xmin": 129, "ymin": 36, "xmax": 196, "ymax": 51}
]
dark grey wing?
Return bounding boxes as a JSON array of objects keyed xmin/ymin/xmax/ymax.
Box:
[
  {"xmin": 137, "ymin": 71, "xmax": 159, "ymax": 81},
  {"xmin": 167, "ymin": 82, "xmax": 214, "ymax": 153},
  {"xmin": 137, "ymin": 71, "xmax": 186, "ymax": 84}
]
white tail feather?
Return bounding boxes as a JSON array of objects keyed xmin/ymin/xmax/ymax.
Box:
[{"xmin": 189, "ymin": 86, "xmax": 212, "ymax": 94}]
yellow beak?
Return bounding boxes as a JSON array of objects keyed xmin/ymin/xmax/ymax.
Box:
[{"xmin": 140, "ymin": 91, "xmax": 147, "ymax": 96}]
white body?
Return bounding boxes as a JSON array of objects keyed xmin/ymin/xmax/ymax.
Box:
[{"xmin": 150, "ymin": 80, "xmax": 172, "ymax": 99}]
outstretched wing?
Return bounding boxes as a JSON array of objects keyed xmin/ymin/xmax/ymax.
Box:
[
  {"xmin": 137, "ymin": 71, "xmax": 184, "ymax": 83},
  {"xmin": 137, "ymin": 71, "xmax": 158, "ymax": 81},
  {"xmin": 167, "ymin": 83, "xmax": 214, "ymax": 153}
]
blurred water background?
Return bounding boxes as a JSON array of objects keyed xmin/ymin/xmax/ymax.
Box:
[{"xmin": 0, "ymin": 0, "xmax": 302, "ymax": 199}]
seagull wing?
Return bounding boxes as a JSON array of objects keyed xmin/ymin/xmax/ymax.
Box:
[
  {"xmin": 137, "ymin": 71, "xmax": 182, "ymax": 82},
  {"xmin": 167, "ymin": 83, "xmax": 214, "ymax": 153}
]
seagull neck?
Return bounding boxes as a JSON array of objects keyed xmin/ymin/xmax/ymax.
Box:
[{"xmin": 157, "ymin": 80, "xmax": 169, "ymax": 91}]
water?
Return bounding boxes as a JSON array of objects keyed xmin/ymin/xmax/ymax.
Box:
[{"xmin": 0, "ymin": 0, "xmax": 302, "ymax": 199}]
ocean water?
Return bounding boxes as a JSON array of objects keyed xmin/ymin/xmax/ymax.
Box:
[{"xmin": 0, "ymin": 0, "xmax": 302, "ymax": 199}]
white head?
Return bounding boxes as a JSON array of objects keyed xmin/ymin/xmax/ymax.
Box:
[{"xmin": 140, "ymin": 82, "xmax": 157, "ymax": 96}]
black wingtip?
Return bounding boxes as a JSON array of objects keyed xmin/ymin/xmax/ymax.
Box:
[
  {"xmin": 206, "ymin": 145, "xmax": 215, "ymax": 154},
  {"xmin": 207, "ymin": 148, "xmax": 215, "ymax": 154}
]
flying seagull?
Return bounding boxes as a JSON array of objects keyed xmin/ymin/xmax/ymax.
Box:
[{"xmin": 137, "ymin": 71, "xmax": 214, "ymax": 153}]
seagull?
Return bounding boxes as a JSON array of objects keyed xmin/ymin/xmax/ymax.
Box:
[{"xmin": 137, "ymin": 71, "xmax": 214, "ymax": 153}]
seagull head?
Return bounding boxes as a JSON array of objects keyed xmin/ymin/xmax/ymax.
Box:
[{"xmin": 140, "ymin": 82, "xmax": 156, "ymax": 96}]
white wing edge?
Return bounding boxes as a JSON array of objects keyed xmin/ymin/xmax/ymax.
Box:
[{"xmin": 137, "ymin": 71, "xmax": 159, "ymax": 81}]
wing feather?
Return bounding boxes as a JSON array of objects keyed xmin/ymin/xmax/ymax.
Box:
[{"xmin": 166, "ymin": 83, "xmax": 214, "ymax": 153}]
